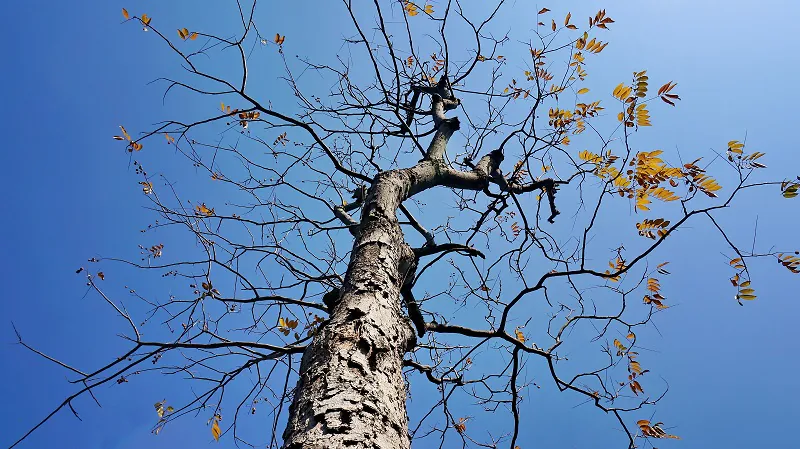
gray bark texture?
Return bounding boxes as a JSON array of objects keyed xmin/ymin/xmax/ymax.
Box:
[{"xmin": 281, "ymin": 168, "xmax": 419, "ymax": 449}]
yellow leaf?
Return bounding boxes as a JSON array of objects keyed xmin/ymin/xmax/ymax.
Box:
[
  {"xmin": 564, "ymin": 12, "xmax": 571, "ymax": 26},
  {"xmin": 577, "ymin": 88, "xmax": 590, "ymax": 95},
  {"xmin": 727, "ymin": 140, "xmax": 744, "ymax": 154},
  {"xmin": 155, "ymin": 401, "xmax": 165, "ymax": 418},
  {"xmin": 196, "ymin": 203, "xmax": 214, "ymax": 216},
  {"xmin": 274, "ymin": 33, "xmax": 285, "ymax": 45},
  {"xmin": 211, "ymin": 418, "xmax": 221, "ymax": 441},
  {"xmin": 141, "ymin": 14, "xmax": 151, "ymax": 26},
  {"xmin": 178, "ymin": 28, "xmax": 186, "ymax": 39},
  {"xmin": 122, "ymin": 8, "xmax": 130, "ymax": 19},
  {"xmin": 514, "ymin": 328, "xmax": 526, "ymax": 343},
  {"xmin": 189, "ymin": 32, "xmax": 199, "ymax": 40},
  {"xmin": 424, "ymin": 4, "xmax": 434, "ymax": 14}
]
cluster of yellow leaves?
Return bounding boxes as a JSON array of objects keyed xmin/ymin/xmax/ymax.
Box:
[
  {"xmin": 635, "ymin": 218, "xmax": 669, "ymax": 239},
  {"xmin": 612, "ymin": 338, "xmax": 628, "ymax": 356},
  {"xmin": 277, "ymin": 317, "xmax": 299, "ymax": 336},
  {"xmin": 122, "ymin": 8, "xmax": 153, "ymax": 31},
  {"xmin": 514, "ymin": 328, "xmax": 526, "ymax": 343},
  {"xmin": 605, "ymin": 256, "xmax": 626, "ymax": 282},
  {"xmin": 549, "ymin": 107, "xmax": 573, "ymax": 130},
  {"xmin": 578, "ymin": 144, "xmax": 725, "ymax": 214},
  {"xmin": 177, "ymin": 27, "xmax": 199, "ymax": 41},
  {"xmin": 627, "ymin": 353, "xmax": 646, "ymax": 395},
  {"xmin": 148, "ymin": 243, "xmax": 164, "ymax": 258},
  {"xmin": 196, "ymin": 203, "xmax": 214, "ymax": 216},
  {"xmin": 548, "ymin": 101, "xmax": 603, "ymax": 137},
  {"xmin": 430, "ymin": 52, "xmax": 446, "ymax": 73},
  {"xmin": 195, "ymin": 280, "xmax": 221, "ymax": 298},
  {"xmin": 643, "ymin": 277, "xmax": 668, "ymax": 309},
  {"xmin": 454, "ymin": 417, "xmax": 467, "ymax": 433},
  {"xmin": 627, "ymin": 151, "xmax": 681, "ymax": 211},
  {"xmin": 503, "ymin": 78, "xmax": 531, "ymax": 99},
  {"xmin": 236, "ymin": 110, "xmax": 260, "ymax": 129},
  {"xmin": 303, "ymin": 314, "xmax": 326, "ymax": 338},
  {"xmin": 638, "ymin": 420, "xmax": 680, "ymax": 440},
  {"xmin": 151, "ymin": 400, "xmax": 175, "ymax": 435},
  {"xmin": 729, "ymin": 257, "xmax": 756, "ymax": 301},
  {"xmin": 508, "ymin": 159, "xmax": 529, "ymax": 184},
  {"xmin": 535, "ymin": 9, "xmax": 612, "ymax": 34},
  {"xmin": 274, "ymin": 33, "xmax": 285, "ymax": 45},
  {"xmin": 613, "ymin": 334, "xmax": 649, "ymax": 397},
  {"xmin": 576, "ymin": 32, "xmax": 608, "ymax": 54},
  {"xmin": 113, "ymin": 125, "xmax": 143, "ymax": 151},
  {"xmin": 781, "ymin": 179, "xmax": 800, "ymax": 198},
  {"xmin": 614, "ymin": 71, "xmax": 651, "ymax": 127},
  {"xmin": 404, "ymin": 2, "xmax": 433, "ymax": 16},
  {"xmin": 682, "ymin": 158, "xmax": 722, "ymax": 198},
  {"xmin": 777, "ymin": 252, "xmax": 800, "ymax": 274},
  {"xmin": 727, "ymin": 140, "xmax": 767, "ymax": 169},
  {"xmin": 274, "ymin": 132, "xmax": 289, "ymax": 146},
  {"xmin": 589, "ymin": 9, "xmax": 614, "ymax": 29},
  {"xmin": 140, "ymin": 181, "xmax": 153, "ymax": 194},
  {"xmin": 154, "ymin": 400, "xmax": 174, "ymax": 419},
  {"xmin": 578, "ymin": 150, "xmax": 628, "ymax": 191}
]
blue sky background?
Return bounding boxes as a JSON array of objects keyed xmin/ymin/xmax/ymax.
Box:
[{"xmin": 1, "ymin": 1, "xmax": 799, "ymax": 448}]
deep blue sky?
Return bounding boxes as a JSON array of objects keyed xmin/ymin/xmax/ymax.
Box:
[{"xmin": 1, "ymin": 1, "xmax": 799, "ymax": 448}]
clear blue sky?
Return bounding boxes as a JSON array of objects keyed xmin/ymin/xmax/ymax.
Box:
[{"xmin": 1, "ymin": 1, "xmax": 798, "ymax": 448}]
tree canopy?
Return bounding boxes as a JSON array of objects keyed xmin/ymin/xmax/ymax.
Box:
[{"xmin": 4, "ymin": 1, "xmax": 800, "ymax": 449}]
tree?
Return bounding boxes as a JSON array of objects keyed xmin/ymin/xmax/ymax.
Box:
[{"xmin": 10, "ymin": 1, "xmax": 800, "ymax": 448}]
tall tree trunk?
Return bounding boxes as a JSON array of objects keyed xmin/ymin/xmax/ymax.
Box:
[
  {"xmin": 281, "ymin": 168, "xmax": 421, "ymax": 449},
  {"xmin": 281, "ymin": 97, "xmax": 472, "ymax": 449}
]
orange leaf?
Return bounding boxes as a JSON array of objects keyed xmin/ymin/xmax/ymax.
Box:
[
  {"xmin": 211, "ymin": 418, "xmax": 221, "ymax": 441},
  {"xmin": 122, "ymin": 8, "xmax": 130, "ymax": 19},
  {"xmin": 538, "ymin": 8, "xmax": 550, "ymax": 14}
]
